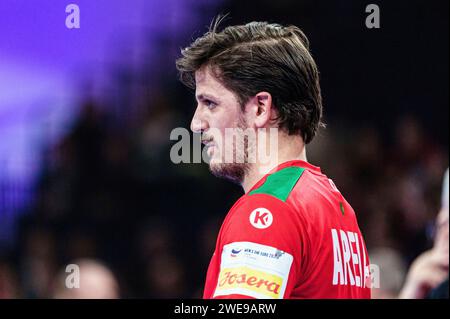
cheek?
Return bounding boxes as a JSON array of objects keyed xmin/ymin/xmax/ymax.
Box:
[
  {"xmin": 220, "ymin": 108, "xmax": 240, "ymax": 126},
  {"xmin": 210, "ymin": 109, "xmax": 240, "ymax": 136}
]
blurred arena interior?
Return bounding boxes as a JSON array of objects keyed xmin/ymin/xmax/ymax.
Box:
[{"xmin": 0, "ymin": 0, "xmax": 448, "ymax": 298}]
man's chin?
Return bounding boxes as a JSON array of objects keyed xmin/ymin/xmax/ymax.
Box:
[{"xmin": 209, "ymin": 162, "xmax": 247, "ymax": 185}]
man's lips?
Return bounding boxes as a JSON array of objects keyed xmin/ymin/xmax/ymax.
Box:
[
  {"xmin": 201, "ymin": 138, "xmax": 215, "ymax": 146},
  {"xmin": 202, "ymin": 139, "xmax": 216, "ymax": 157}
]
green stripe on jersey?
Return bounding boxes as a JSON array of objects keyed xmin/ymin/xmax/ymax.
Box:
[{"xmin": 248, "ymin": 166, "xmax": 305, "ymax": 202}]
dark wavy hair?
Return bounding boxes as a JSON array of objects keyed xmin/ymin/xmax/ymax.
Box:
[{"xmin": 176, "ymin": 17, "xmax": 325, "ymax": 144}]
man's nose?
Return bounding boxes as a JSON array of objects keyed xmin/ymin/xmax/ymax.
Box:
[{"xmin": 190, "ymin": 108, "xmax": 208, "ymax": 133}]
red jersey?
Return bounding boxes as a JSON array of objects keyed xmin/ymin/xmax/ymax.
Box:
[{"xmin": 203, "ymin": 160, "xmax": 371, "ymax": 299}]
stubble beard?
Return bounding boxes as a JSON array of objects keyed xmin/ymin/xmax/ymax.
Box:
[{"xmin": 208, "ymin": 117, "xmax": 253, "ymax": 185}]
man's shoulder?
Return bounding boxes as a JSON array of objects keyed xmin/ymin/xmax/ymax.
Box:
[
  {"xmin": 223, "ymin": 182, "xmax": 301, "ymax": 233},
  {"xmin": 233, "ymin": 165, "xmax": 349, "ymax": 227},
  {"xmin": 220, "ymin": 182, "xmax": 305, "ymax": 256},
  {"xmin": 229, "ymin": 191, "xmax": 293, "ymax": 219}
]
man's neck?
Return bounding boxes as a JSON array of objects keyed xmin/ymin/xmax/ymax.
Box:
[{"xmin": 241, "ymin": 135, "xmax": 307, "ymax": 193}]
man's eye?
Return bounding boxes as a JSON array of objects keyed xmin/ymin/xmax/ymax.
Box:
[{"xmin": 204, "ymin": 100, "xmax": 217, "ymax": 109}]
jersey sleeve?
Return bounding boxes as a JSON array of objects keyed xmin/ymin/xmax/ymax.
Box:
[{"xmin": 211, "ymin": 193, "xmax": 307, "ymax": 299}]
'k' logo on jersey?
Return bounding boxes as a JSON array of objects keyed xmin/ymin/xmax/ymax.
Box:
[{"xmin": 249, "ymin": 208, "xmax": 273, "ymax": 229}]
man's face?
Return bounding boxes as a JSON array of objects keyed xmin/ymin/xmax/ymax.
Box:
[{"xmin": 190, "ymin": 66, "xmax": 252, "ymax": 184}]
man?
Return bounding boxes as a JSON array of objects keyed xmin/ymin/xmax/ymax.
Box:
[{"xmin": 176, "ymin": 19, "xmax": 371, "ymax": 299}]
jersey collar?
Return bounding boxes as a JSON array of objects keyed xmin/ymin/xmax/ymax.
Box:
[
  {"xmin": 270, "ymin": 160, "xmax": 322, "ymax": 174},
  {"xmin": 247, "ymin": 160, "xmax": 322, "ymax": 194}
]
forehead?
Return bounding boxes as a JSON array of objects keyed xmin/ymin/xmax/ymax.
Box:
[{"xmin": 195, "ymin": 66, "xmax": 235, "ymax": 99}]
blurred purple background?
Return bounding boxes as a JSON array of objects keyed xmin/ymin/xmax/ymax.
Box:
[{"xmin": 0, "ymin": 0, "xmax": 223, "ymax": 246}]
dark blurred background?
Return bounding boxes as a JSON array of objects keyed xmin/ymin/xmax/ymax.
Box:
[{"xmin": 0, "ymin": 0, "xmax": 448, "ymax": 298}]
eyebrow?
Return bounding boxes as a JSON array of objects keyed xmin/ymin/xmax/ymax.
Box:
[{"xmin": 196, "ymin": 93, "xmax": 219, "ymax": 102}]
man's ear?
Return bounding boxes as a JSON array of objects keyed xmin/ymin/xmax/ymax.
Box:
[{"xmin": 253, "ymin": 92, "xmax": 273, "ymax": 128}]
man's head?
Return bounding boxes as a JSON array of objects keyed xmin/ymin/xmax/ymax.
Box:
[{"xmin": 176, "ymin": 19, "xmax": 324, "ymax": 183}]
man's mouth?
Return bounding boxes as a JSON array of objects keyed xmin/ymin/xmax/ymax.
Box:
[
  {"xmin": 202, "ymin": 137, "xmax": 217, "ymax": 158},
  {"xmin": 201, "ymin": 137, "xmax": 214, "ymax": 147}
]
